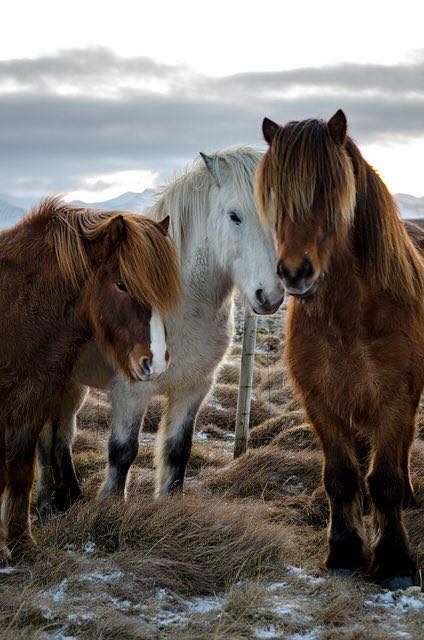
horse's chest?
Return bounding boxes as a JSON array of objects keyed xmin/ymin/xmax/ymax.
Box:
[{"xmin": 287, "ymin": 314, "xmax": 381, "ymax": 417}]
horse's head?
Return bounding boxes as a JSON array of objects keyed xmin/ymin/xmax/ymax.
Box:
[
  {"xmin": 256, "ymin": 110, "xmax": 356, "ymax": 301},
  {"xmin": 81, "ymin": 213, "xmax": 180, "ymax": 381},
  {"xmin": 200, "ymin": 150, "xmax": 284, "ymax": 314}
]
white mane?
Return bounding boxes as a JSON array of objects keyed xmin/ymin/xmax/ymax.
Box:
[{"xmin": 144, "ymin": 146, "xmax": 264, "ymax": 251}]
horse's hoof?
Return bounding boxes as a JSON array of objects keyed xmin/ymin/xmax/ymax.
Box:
[
  {"xmin": 381, "ymin": 576, "xmax": 415, "ymax": 591},
  {"xmin": 328, "ymin": 568, "xmax": 354, "ymax": 578}
]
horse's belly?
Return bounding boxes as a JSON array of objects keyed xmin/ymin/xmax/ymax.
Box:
[{"xmin": 154, "ymin": 319, "xmax": 232, "ymax": 394}]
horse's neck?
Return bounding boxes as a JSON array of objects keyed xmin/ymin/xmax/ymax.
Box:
[
  {"xmin": 145, "ymin": 196, "xmax": 235, "ymax": 316},
  {"xmin": 179, "ymin": 236, "xmax": 234, "ymax": 315}
]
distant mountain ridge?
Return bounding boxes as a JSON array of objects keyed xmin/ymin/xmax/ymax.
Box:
[
  {"xmin": 0, "ymin": 190, "xmax": 423, "ymax": 232},
  {"xmin": 70, "ymin": 189, "xmax": 158, "ymax": 213},
  {"xmin": 0, "ymin": 190, "xmax": 159, "ymax": 231}
]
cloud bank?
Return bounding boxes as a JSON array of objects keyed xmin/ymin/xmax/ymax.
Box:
[{"xmin": 1, "ymin": 47, "xmax": 423, "ymax": 196}]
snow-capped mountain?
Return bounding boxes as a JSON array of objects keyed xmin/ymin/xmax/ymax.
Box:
[
  {"xmin": 0, "ymin": 189, "xmax": 158, "ymax": 231},
  {"xmin": 0, "ymin": 198, "xmax": 26, "ymax": 231},
  {"xmin": 394, "ymin": 193, "xmax": 424, "ymax": 219},
  {"xmin": 0, "ymin": 189, "xmax": 423, "ymax": 232},
  {"xmin": 71, "ymin": 189, "xmax": 158, "ymax": 213}
]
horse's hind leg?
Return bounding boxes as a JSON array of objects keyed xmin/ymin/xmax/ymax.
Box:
[
  {"xmin": 98, "ymin": 378, "xmax": 152, "ymax": 499},
  {"xmin": 399, "ymin": 415, "xmax": 417, "ymax": 509},
  {"xmin": 308, "ymin": 406, "xmax": 368, "ymax": 575},
  {"xmin": 35, "ymin": 419, "xmax": 55, "ymax": 522},
  {"xmin": 155, "ymin": 381, "xmax": 211, "ymax": 498},
  {"xmin": 367, "ymin": 406, "xmax": 418, "ymax": 589},
  {"xmin": 36, "ymin": 383, "xmax": 88, "ymax": 519},
  {"xmin": 354, "ymin": 433, "xmax": 372, "ymax": 515},
  {"xmin": 2, "ymin": 423, "xmax": 42, "ymax": 556}
]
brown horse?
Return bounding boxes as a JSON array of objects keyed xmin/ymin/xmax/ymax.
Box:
[
  {"xmin": 256, "ymin": 110, "xmax": 424, "ymax": 589},
  {"xmin": 0, "ymin": 198, "xmax": 180, "ymax": 560}
]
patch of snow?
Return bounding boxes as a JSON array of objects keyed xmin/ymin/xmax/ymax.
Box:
[
  {"xmin": 208, "ymin": 400, "xmax": 226, "ymax": 411},
  {"xmin": 288, "ymin": 630, "xmax": 322, "ymax": 640},
  {"xmin": 287, "ymin": 566, "xmax": 325, "ymax": 585},
  {"xmin": 195, "ymin": 430, "xmax": 209, "ymax": 441},
  {"xmin": 0, "ymin": 565, "xmax": 14, "ymax": 574},
  {"xmin": 78, "ymin": 569, "xmax": 123, "ymax": 583},
  {"xmin": 184, "ymin": 594, "xmax": 225, "ymax": 614},
  {"xmin": 43, "ymin": 578, "xmax": 70, "ymax": 603},
  {"xmin": 366, "ymin": 587, "xmax": 424, "ymax": 613},
  {"xmin": 266, "ymin": 582, "xmax": 289, "ymax": 592},
  {"xmin": 45, "ymin": 627, "xmax": 77, "ymax": 640},
  {"xmin": 83, "ymin": 541, "xmax": 96, "ymax": 554},
  {"xmin": 270, "ymin": 601, "xmax": 298, "ymax": 617},
  {"xmin": 253, "ymin": 627, "xmax": 280, "ymax": 639}
]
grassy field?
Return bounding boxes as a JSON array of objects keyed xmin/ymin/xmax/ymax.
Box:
[{"xmin": 1, "ymin": 304, "xmax": 424, "ymax": 639}]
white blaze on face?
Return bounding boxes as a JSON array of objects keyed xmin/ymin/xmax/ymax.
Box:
[{"xmin": 149, "ymin": 310, "xmax": 168, "ymax": 375}]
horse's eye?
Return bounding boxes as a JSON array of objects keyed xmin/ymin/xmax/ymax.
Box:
[
  {"xmin": 116, "ymin": 282, "xmax": 128, "ymax": 292},
  {"xmin": 229, "ymin": 211, "xmax": 242, "ymax": 225}
]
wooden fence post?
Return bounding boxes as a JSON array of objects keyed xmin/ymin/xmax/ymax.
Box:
[{"xmin": 234, "ymin": 302, "xmax": 258, "ymax": 458}]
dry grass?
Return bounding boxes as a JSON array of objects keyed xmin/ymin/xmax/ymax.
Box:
[
  {"xmin": 1, "ymin": 312, "xmax": 424, "ymax": 639},
  {"xmin": 200, "ymin": 446, "xmax": 322, "ymax": 499}
]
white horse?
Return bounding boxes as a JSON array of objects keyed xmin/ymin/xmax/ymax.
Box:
[{"xmin": 36, "ymin": 146, "xmax": 284, "ymax": 515}]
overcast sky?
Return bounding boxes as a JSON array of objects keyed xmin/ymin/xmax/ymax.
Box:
[{"xmin": 1, "ymin": 0, "xmax": 424, "ymax": 201}]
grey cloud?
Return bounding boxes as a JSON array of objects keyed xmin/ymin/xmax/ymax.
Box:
[
  {"xmin": 1, "ymin": 48, "xmax": 424, "ymax": 196},
  {"xmin": 2, "ymin": 47, "xmax": 424, "ymax": 96},
  {"xmin": 210, "ymin": 57, "xmax": 424, "ymax": 97},
  {"xmin": 0, "ymin": 47, "xmax": 194, "ymax": 92}
]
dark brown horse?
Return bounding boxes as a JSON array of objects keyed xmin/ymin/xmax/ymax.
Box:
[
  {"xmin": 0, "ymin": 198, "xmax": 180, "ymax": 560},
  {"xmin": 256, "ymin": 110, "xmax": 424, "ymax": 589}
]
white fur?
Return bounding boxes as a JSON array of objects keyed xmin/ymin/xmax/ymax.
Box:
[
  {"xmin": 37, "ymin": 146, "xmax": 284, "ymax": 503},
  {"xmin": 149, "ymin": 310, "xmax": 167, "ymax": 376}
]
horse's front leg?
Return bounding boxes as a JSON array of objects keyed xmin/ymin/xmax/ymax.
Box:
[
  {"xmin": 98, "ymin": 377, "xmax": 152, "ymax": 499},
  {"xmin": 0, "ymin": 426, "xmax": 10, "ymax": 563},
  {"xmin": 155, "ymin": 381, "xmax": 211, "ymax": 498},
  {"xmin": 308, "ymin": 404, "xmax": 368, "ymax": 575},
  {"xmin": 367, "ymin": 404, "xmax": 418, "ymax": 589},
  {"xmin": 2, "ymin": 423, "xmax": 43, "ymax": 556},
  {"xmin": 36, "ymin": 382, "xmax": 88, "ymax": 520},
  {"xmin": 399, "ymin": 409, "xmax": 417, "ymax": 509}
]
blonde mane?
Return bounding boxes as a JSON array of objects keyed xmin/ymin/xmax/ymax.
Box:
[
  {"xmin": 255, "ymin": 119, "xmax": 424, "ymax": 300},
  {"xmin": 33, "ymin": 197, "xmax": 180, "ymax": 315},
  {"xmin": 145, "ymin": 146, "xmax": 264, "ymax": 251},
  {"xmin": 255, "ymin": 119, "xmax": 356, "ymax": 230}
]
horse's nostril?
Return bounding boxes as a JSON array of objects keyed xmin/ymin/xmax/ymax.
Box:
[
  {"xmin": 277, "ymin": 259, "xmax": 289, "ymax": 279},
  {"xmin": 141, "ymin": 357, "xmax": 152, "ymax": 375},
  {"xmin": 255, "ymin": 288, "xmax": 267, "ymax": 306}
]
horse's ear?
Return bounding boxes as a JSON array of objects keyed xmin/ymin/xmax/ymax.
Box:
[
  {"xmin": 199, "ymin": 152, "xmax": 220, "ymax": 186},
  {"xmin": 327, "ymin": 109, "xmax": 347, "ymax": 145},
  {"xmin": 262, "ymin": 117, "xmax": 280, "ymax": 145},
  {"xmin": 107, "ymin": 214, "xmax": 127, "ymax": 246},
  {"xmin": 158, "ymin": 215, "xmax": 170, "ymax": 236}
]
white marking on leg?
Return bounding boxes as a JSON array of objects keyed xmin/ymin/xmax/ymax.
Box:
[{"xmin": 150, "ymin": 311, "xmax": 168, "ymax": 376}]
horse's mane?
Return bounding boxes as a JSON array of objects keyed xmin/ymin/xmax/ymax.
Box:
[
  {"xmin": 346, "ymin": 139, "xmax": 424, "ymax": 299},
  {"xmin": 256, "ymin": 119, "xmax": 356, "ymax": 229},
  {"xmin": 145, "ymin": 146, "xmax": 263, "ymax": 251},
  {"xmin": 31, "ymin": 197, "xmax": 180, "ymax": 314},
  {"xmin": 256, "ymin": 119, "xmax": 424, "ymax": 300}
]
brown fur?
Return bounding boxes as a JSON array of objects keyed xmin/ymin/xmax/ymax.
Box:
[
  {"xmin": 0, "ymin": 198, "xmax": 180, "ymax": 559},
  {"xmin": 256, "ymin": 111, "xmax": 424, "ymax": 586}
]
